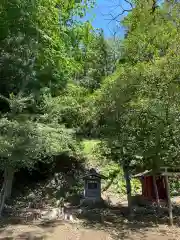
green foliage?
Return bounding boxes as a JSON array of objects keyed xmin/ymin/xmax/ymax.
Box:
[
  {"xmin": 81, "ymin": 140, "xmax": 141, "ymax": 196},
  {"xmin": 170, "ymin": 177, "xmax": 180, "ymax": 196},
  {"xmin": 76, "ymin": 28, "xmax": 118, "ymax": 91},
  {"xmin": 0, "ymin": 0, "xmax": 94, "ymax": 175},
  {"xmin": 88, "ymin": 0, "xmax": 180, "ymax": 174},
  {"xmin": 1, "ymin": 0, "xmax": 180, "ymax": 207},
  {"xmin": 0, "ymin": 0, "xmax": 96, "ymax": 98}
]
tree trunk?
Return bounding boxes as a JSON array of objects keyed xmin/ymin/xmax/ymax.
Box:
[
  {"xmin": 123, "ymin": 165, "xmax": 132, "ymax": 215},
  {"xmin": 0, "ymin": 167, "xmax": 14, "ymax": 216},
  {"xmin": 152, "ymin": 174, "xmax": 160, "ymax": 210},
  {"xmin": 5, "ymin": 167, "xmax": 14, "ymax": 199},
  {"xmin": 0, "ymin": 170, "xmax": 8, "ymax": 216},
  {"xmin": 164, "ymin": 174, "xmax": 173, "ymax": 226},
  {"xmin": 0, "ymin": 180, "xmax": 6, "ymax": 203}
]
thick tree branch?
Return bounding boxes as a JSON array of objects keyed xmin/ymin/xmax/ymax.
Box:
[{"xmin": 102, "ymin": 170, "xmax": 119, "ymax": 192}]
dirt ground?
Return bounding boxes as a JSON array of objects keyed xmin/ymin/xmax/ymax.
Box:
[
  {"xmin": 0, "ymin": 221, "xmax": 180, "ymax": 240},
  {"xmin": 1, "ymin": 213, "xmax": 180, "ymax": 240},
  {"xmin": 1, "ymin": 195, "xmax": 180, "ymax": 240}
]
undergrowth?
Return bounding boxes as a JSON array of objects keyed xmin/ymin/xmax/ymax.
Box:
[{"xmin": 82, "ymin": 140, "xmax": 141, "ymax": 196}]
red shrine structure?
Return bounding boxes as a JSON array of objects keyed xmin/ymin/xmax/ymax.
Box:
[
  {"xmin": 141, "ymin": 175, "xmax": 167, "ymax": 200},
  {"xmin": 134, "ymin": 168, "xmax": 179, "ymax": 202}
]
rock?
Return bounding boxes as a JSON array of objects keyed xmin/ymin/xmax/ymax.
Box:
[
  {"xmin": 56, "ymin": 200, "xmax": 61, "ymax": 207},
  {"xmin": 41, "ymin": 210, "xmax": 49, "ymax": 216},
  {"xmin": 41, "ymin": 208, "xmax": 60, "ymax": 221}
]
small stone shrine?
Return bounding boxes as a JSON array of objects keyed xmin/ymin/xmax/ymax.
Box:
[{"xmin": 83, "ymin": 168, "xmax": 105, "ymax": 201}]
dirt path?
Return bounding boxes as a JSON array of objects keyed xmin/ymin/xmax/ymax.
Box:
[
  {"xmin": 45, "ymin": 223, "xmax": 179, "ymax": 240},
  {"xmin": 0, "ymin": 222, "xmax": 112, "ymax": 240},
  {"xmin": 0, "ymin": 219, "xmax": 180, "ymax": 240},
  {"xmin": 46, "ymin": 223, "xmax": 111, "ymax": 240}
]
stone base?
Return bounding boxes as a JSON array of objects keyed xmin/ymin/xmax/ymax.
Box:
[{"xmin": 80, "ymin": 197, "xmax": 107, "ymax": 208}]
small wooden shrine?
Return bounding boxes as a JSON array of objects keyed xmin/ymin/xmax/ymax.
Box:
[
  {"xmin": 83, "ymin": 168, "xmax": 105, "ymax": 201},
  {"xmin": 134, "ymin": 167, "xmax": 180, "ymax": 201},
  {"xmin": 134, "ymin": 167, "xmax": 180, "ymax": 226}
]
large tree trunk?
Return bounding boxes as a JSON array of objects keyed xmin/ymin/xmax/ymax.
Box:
[
  {"xmin": 5, "ymin": 167, "xmax": 14, "ymax": 199},
  {"xmin": 0, "ymin": 170, "xmax": 8, "ymax": 216},
  {"xmin": 0, "ymin": 167, "xmax": 14, "ymax": 216},
  {"xmin": 123, "ymin": 165, "xmax": 132, "ymax": 215},
  {"xmin": 0, "ymin": 183, "xmax": 6, "ymax": 216}
]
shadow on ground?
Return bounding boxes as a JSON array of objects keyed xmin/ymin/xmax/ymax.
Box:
[
  {"xmin": 0, "ymin": 217, "xmax": 67, "ymax": 239},
  {"xmin": 1, "ymin": 203, "xmax": 180, "ymax": 239},
  {"xmin": 76, "ymin": 203, "xmax": 180, "ymax": 240}
]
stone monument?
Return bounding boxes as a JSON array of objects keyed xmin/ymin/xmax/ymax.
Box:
[{"xmin": 83, "ymin": 168, "xmax": 105, "ymax": 202}]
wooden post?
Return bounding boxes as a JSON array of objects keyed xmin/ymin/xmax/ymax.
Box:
[
  {"xmin": 164, "ymin": 168, "xmax": 173, "ymax": 226},
  {"xmin": 152, "ymin": 174, "xmax": 160, "ymax": 210}
]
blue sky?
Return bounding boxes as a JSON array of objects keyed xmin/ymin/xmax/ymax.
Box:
[{"xmin": 84, "ymin": 0, "xmax": 130, "ymax": 38}]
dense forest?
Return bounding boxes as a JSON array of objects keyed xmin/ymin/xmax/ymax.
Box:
[{"xmin": 0, "ymin": 0, "xmax": 180, "ymax": 221}]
